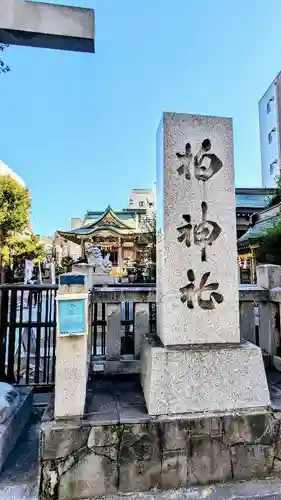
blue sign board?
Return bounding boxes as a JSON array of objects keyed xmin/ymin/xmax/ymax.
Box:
[
  {"xmin": 59, "ymin": 298, "xmax": 86, "ymax": 336},
  {"xmin": 60, "ymin": 274, "xmax": 85, "ymax": 286}
]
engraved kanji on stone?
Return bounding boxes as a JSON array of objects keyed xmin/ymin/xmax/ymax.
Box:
[
  {"xmin": 176, "ymin": 139, "xmax": 223, "ymax": 182},
  {"xmin": 177, "ymin": 202, "xmax": 221, "ymax": 261},
  {"xmin": 176, "ymin": 143, "xmax": 193, "ymax": 180},
  {"xmin": 177, "ymin": 215, "xmax": 192, "ymax": 247},
  {"xmin": 194, "ymin": 202, "xmax": 221, "ymax": 261},
  {"xmin": 179, "ymin": 270, "xmax": 224, "ymax": 310},
  {"xmin": 194, "ymin": 139, "xmax": 223, "ymax": 181}
]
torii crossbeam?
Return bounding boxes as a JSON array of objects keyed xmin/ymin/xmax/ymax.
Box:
[{"xmin": 0, "ymin": 0, "xmax": 94, "ymax": 53}]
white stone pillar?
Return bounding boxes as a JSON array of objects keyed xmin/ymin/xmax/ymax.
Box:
[
  {"xmin": 257, "ymin": 264, "xmax": 281, "ymax": 289},
  {"xmin": 256, "ymin": 265, "xmax": 281, "ymax": 356},
  {"xmin": 134, "ymin": 303, "xmax": 150, "ymax": 358},
  {"xmin": 117, "ymin": 245, "xmax": 123, "ymax": 270},
  {"xmin": 141, "ymin": 112, "xmax": 270, "ymax": 416},
  {"xmin": 106, "ymin": 304, "xmax": 122, "ymax": 360},
  {"xmin": 55, "ymin": 273, "xmax": 89, "ymax": 419}
]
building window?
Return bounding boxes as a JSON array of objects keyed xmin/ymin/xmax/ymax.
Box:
[
  {"xmin": 270, "ymin": 160, "xmax": 278, "ymax": 176},
  {"xmin": 268, "ymin": 132, "xmax": 272, "ymax": 144},
  {"xmin": 139, "ymin": 201, "xmax": 144, "ymax": 207},
  {"xmin": 268, "ymin": 128, "xmax": 276, "ymax": 144},
  {"xmin": 129, "ymin": 198, "xmax": 133, "ymax": 205},
  {"xmin": 267, "ymin": 97, "xmax": 274, "ymax": 114}
]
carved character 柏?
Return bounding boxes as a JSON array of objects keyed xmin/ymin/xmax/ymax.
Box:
[{"xmin": 176, "ymin": 139, "xmax": 223, "ymax": 182}]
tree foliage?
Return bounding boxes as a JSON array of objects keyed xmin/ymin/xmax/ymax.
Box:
[
  {"xmin": 255, "ymin": 173, "xmax": 281, "ymax": 263},
  {"xmin": 265, "ymin": 173, "xmax": 281, "ymax": 208},
  {"xmin": 2, "ymin": 234, "xmax": 45, "ymax": 281},
  {"xmin": 0, "ymin": 175, "xmax": 30, "ymax": 238},
  {"xmin": 6, "ymin": 234, "xmax": 45, "ymax": 263},
  {"xmin": 137, "ymin": 213, "xmax": 156, "ymax": 279},
  {"xmin": 0, "ymin": 175, "xmax": 31, "ymax": 281},
  {"xmin": 256, "ymin": 223, "xmax": 281, "ymax": 265},
  {"xmin": 0, "ymin": 44, "xmax": 10, "ymax": 75},
  {"xmin": 56, "ymin": 255, "xmax": 74, "ymax": 276}
]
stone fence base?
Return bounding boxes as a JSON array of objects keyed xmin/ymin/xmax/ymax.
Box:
[{"xmin": 39, "ymin": 405, "xmax": 281, "ymax": 499}]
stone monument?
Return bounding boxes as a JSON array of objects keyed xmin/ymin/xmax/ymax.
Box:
[{"xmin": 141, "ymin": 112, "xmax": 270, "ymax": 416}]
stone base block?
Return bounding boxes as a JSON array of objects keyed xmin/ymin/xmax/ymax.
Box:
[
  {"xmin": 92, "ymin": 274, "xmax": 114, "ymax": 286},
  {"xmin": 72, "ymin": 263, "xmax": 94, "ymax": 290},
  {"xmin": 93, "ymin": 359, "xmax": 140, "ymax": 375},
  {"xmin": 39, "ymin": 400, "xmax": 281, "ymax": 499},
  {"xmin": 141, "ymin": 337, "xmax": 270, "ymax": 416},
  {"xmin": 0, "ymin": 387, "xmax": 33, "ymax": 472}
]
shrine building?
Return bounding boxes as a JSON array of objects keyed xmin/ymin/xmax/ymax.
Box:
[
  {"xmin": 56, "ymin": 189, "xmax": 155, "ymax": 271},
  {"xmin": 56, "ymin": 187, "xmax": 275, "ymax": 274}
]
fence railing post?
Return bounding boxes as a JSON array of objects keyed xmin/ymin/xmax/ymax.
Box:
[
  {"xmin": 256, "ymin": 264, "xmax": 281, "ymax": 356},
  {"xmin": 0, "ymin": 288, "xmax": 8, "ymax": 381},
  {"xmin": 134, "ymin": 303, "xmax": 150, "ymax": 358},
  {"xmin": 258, "ymin": 301, "xmax": 279, "ymax": 355},
  {"xmin": 106, "ymin": 303, "xmax": 122, "ymax": 360},
  {"xmin": 239, "ymin": 301, "xmax": 256, "ymax": 344}
]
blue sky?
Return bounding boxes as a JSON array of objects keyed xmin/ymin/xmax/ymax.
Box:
[{"xmin": 1, "ymin": 0, "xmax": 281, "ymax": 235}]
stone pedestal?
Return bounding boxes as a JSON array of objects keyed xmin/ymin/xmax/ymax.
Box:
[
  {"xmin": 141, "ymin": 112, "xmax": 270, "ymax": 416},
  {"xmin": 141, "ymin": 338, "xmax": 270, "ymax": 416},
  {"xmin": 257, "ymin": 264, "xmax": 281, "ymax": 289},
  {"xmin": 92, "ymin": 273, "xmax": 114, "ymax": 286},
  {"xmin": 72, "ymin": 263, "xmax": 94, "ymax": 291}
]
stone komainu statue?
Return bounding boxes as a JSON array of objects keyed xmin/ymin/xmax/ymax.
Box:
[{"xmin": 85, "ymin": 246, "xmax": 113, "ymax": 274}]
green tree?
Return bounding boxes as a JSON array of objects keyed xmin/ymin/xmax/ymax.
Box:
[
  {"xmin": 255, "ymin": 175, "xmax": 281, "ymax": 264},
  {"xmin": 256, "ymin": 223, "xmax": 281, "ymax": 265},
  {"xmin": 7, "ymin": 234, "xmax": 45, "ymax": 262},
  {"xmin": 0, "ymin": 175, "xmax": 30, "ymax": 236},
  {"xmin": 56, "ymin": 255, "xmax": 74, "ymax": 276},
  {"xmin": 0, "ymin": 175, "xmax": 31, "ymax": 280},
  {"xmin": 265, "ymin": 173, "xmax": 281, "ymax": 208},
  {"xmin": 0, "ymin": 44, "xmax": 10, "ymax": 75},
  {"xmin": 4, "ymin": 234, "xmax": 45, "ymax": 281},
  {"xmin": 138, "ymin": 213, "xmax": 156, "ymax": 280}
]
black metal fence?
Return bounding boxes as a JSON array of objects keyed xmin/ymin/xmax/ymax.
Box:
[
  {"xmin": 0, "ymin": 282, "xmax": 156, "ymax": 386},
  {"xmin": 0, "ymin": 284, "xmax": 58, "ymax": 388}
]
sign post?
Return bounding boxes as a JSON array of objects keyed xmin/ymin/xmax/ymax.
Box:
[{"xmin": 55, "ymin": 273, "xmax": 90, "ymax": 419}]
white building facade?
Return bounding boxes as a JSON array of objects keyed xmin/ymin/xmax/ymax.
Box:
[
  {"xmin": 259, "ymin": 72, "xmax": 281, "ymax": 188},
  {"xmin": 127, "ymin": 189, "xmax": 155, "ymax": 213}
]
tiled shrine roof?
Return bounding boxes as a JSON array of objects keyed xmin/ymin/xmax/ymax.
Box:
[
  {"xmin": 236, "ymin": 194, "xmax": 269, "ymax": 209},
  {"xmin": 238, "ymin": 214, "xmax": 281, "ymax": 246},
  {"xmin": 57, "ymin": 189, "xmax": 275, "ymax": 244},
  {"xmin": 57, "ymin": 205, "xmax": 150, "ymax": 241},
  {"xmin": 235, "ymin": 188, "xmax": 275, "ymax": 211}
]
